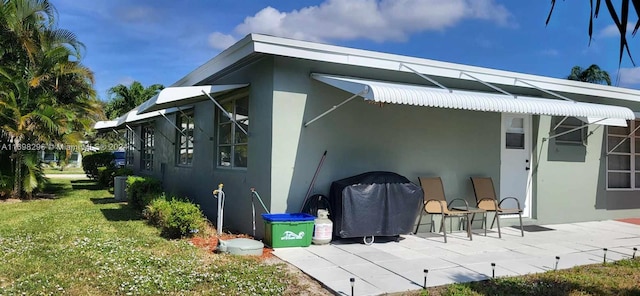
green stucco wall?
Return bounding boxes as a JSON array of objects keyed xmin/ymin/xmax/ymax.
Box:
[
  {"xmin": 270, "ymin": 57, "xmax": 502, "ymax": 233},
  {"xmin": 532, "ymin": 98, "xmax": 640, "ymax": 225}
]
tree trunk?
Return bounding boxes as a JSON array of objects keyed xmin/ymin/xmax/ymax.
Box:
[{"xmin": 12, "ymin": 149, "xmax": 23, "ymax": 199}]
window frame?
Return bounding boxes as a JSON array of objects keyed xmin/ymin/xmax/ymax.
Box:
[
  {"xmin": 606, "ymin": 120, "xmax": 640, "ymax": 191},
  {"xmin": 176, "ymin": 111, "xmax": 195, "ymax": 166},
  {"xmin": 141, "ymin": 123, "xmax": 155, "ymax": 172},
  {"xmin": 553, "ymin": 116, "xmax": 587, "ymax": 146},
  {"xmin": 216, "ymin": 92, "xmax": 249, "ymax": 169},
  {"xmin": 125, "ymin": 129, "xmax": 135, "ymax": 166}
]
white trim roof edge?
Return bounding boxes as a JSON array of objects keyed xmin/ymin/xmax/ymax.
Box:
[{"xmin": 173, "ymin": 33, "xmax": 640, "ymax": 104}]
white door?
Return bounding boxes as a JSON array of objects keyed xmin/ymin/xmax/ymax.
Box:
[{"xmin": 500, "ymin": 114, "xmax": 532, "ymax": 218}]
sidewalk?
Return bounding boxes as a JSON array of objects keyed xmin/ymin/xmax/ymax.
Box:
[{"xmin": 273, "ymin": 220, "xmax": 640, "ymax": 295}]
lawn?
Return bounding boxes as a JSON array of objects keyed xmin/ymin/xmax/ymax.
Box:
[
  {"xmin": 0, "ymin": 179, "xmax": 310, "ymax": 295},
  {"xmin": 42, "ymin": 167, "xmax": 85, "ymax": 174},
  {"xmin": 400, "ymin": 258, "xmax": 640, "ymax": 296}
]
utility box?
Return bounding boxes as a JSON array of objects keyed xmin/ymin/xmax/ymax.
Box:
[
  {"xmin": 262, "ymin": 213, "xmax": 315, "ymax": 248},
  {"xmin": 114, "ymin": 176, "xmax": 128, "ymax": 201}
]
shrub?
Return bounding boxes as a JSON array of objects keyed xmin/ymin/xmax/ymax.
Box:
[
  {"xmin": 144, "ymin": 195, "xmax": 207, "ymax": 238},
  {"xmin": 97, "ymin": 167, "xmax": 134, "ymax": 188},
  {"xmin": 82, "ymin": 152, "xmax": 114, "ymax": 180},
  {"xmin": 126, "ymin": 176, "xmax": 162, "ymax": 210},
  {"xmin": 97, "ymin": 166, "xmax": 111, "ymax": 187}
]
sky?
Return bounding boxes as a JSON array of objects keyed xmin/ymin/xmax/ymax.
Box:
[{"xmin": 50, "ymin": 0, "xmax": 640, "ymax": 101}]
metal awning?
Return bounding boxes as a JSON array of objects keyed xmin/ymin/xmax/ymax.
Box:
[
  {"xmin": 309, "ymin": 74, "xmax": 635, "ymax": 127},
  {"xmin": 137, "ymin": 84, "xmax": 248, "ymax": 114},
  {"xmin": 93, "ymin": 120, "xmax": 118, "ymax": 130},
  {"xmin": 116, "ymin": 106, "xmax": 192, "ymax": 127}
]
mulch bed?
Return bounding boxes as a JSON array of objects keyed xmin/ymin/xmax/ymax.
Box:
[
  {"xmin": 617, "ymin": 218, "xmax": 640, "ymax": 225},
  {"xmin": 190, "ymin": 233, "xmax": 273, "ymax": 260}
]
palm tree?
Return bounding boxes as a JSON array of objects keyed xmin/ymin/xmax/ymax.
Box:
[
  {"xmin": 0, "ymin": 0, "xmax": 102, "ymax": 198},
  {"xmin": 105, "ymin": 81, "xmax": 164, "ymax": 119},
  {"xmin": 547, "ymin": 1, "xmax": 639, "ymax": 65},
  {"xmin": 567, "ymin": 65, "xmax": 612, "ymax": 85}
]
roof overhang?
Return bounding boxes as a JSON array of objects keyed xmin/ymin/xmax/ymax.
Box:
[
  {"xmin": 93, "ymin": 120, "xmax": 118, "ymax": 130},
  {"xmin": 137, "ymin": 84, "xmax": 248, "ymax": 114},
  {"xmin": 311, "ymin": 74, "xmax": 635, "ymax": 126},
  {"xmin": 172, "ymin": 34, "xmax": 640, "ymax": 104}
]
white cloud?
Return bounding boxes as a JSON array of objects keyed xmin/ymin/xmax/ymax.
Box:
[
  {"xmin": 208, "ymin": 32, "xmax": 238, "ymax": 50},
  {"xmin": 618, "ymin": 67, "xmax": 640, "ymax": 85},
  {"xmin": 215, "ymin": 0, "xmax": 513, "ymax": 43},
  {"xmin": 599, "ymin": 23, "xmax": 636, "ymax": 38}
]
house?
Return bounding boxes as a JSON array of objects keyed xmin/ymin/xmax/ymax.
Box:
[{"xmin": 95, "ymin": 34, "xmax": 640, "ymax": 238}]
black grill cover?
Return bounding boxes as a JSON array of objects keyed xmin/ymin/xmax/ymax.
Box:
[{"xmin": 329, "ymin": 171, "xmax": 423, "ymax": 238}]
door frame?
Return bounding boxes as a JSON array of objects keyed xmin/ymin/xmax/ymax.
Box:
[{"xmin": 499, "ymin": 113, "xmax": 533, "ymax": 218}]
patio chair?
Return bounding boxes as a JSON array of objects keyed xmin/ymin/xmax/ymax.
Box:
[
  {"xmin": 414, "ymin": 177, "xmax": 472, "ymax": 243},
  {"xmin": 470, "ymin": 177, "xmax": 524, "ymax": 238}
]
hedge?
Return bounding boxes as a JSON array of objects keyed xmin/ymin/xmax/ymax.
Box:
[{"xmin": 82, "ymin": 152, "xmax": 114, "ymax": 180}]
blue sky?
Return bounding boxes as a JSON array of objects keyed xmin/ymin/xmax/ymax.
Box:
[{"xmin": 51, "ymin": 0, "xmax": 640, "ymax": 101}]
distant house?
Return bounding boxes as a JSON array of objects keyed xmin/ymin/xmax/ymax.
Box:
[
  {"xmin": 39, "ymin": 150, "xmax": 82, "ymax": 168},
  {"xmin": 95, "ymin": 34, "xmax": 640, "ymax": 238}
]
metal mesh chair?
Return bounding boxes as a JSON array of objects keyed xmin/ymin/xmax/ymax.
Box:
[
  {"xmin": 415, "ymin": 177, "xmax": 472, "ymax": 243},
  {"xmin": 470, "ymin": 177, "xmax": 524, "ymax": 237}
]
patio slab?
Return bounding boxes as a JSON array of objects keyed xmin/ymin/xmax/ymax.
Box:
[{"xmin": 272, "ymin": 220, "xmax": 640, "ymax": 295}]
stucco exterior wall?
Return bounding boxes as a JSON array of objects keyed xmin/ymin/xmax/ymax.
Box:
[
  {"xmin": 533, "ymin": 98, "xmax": 640, "ymax": 224},
  {"xmin": 130, "ymin": 57, "xmax": 275, "ymax": 237},
  {"xmin": 271, "ymin": 57, "xmax": 502, "ymax": 231},
  {"xmin": 129, "ymin": 52, "xmax": 640, "ymax": 239}
]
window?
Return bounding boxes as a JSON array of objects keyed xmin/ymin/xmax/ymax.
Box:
[
  {"xmin": 125, "ymin": 129, "xmax": 135, "ymax": 166},
  {"xmin": 141, "ymin": 123, "xmax": 154, "ymax": 171},
  {"xmin": 607, "ymin": 121, "xmax": 640, "ymax": 189},
  {"xmin": 505, "ymin": 117, "xmax": 525, "ymax": 149},
  {"xmin": 217, "ymin": 95, "xmax": 248, "ymax": 168},
  {"xmin": 176, "ymin": 111, "xmax": 194, "ymax": 166},
  {"xmin": 553, "ymin": 117, "xmax": 586, "ymax": 145}
]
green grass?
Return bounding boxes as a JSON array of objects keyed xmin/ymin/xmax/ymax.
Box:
[
  {"xmin": 400, "ymin": 258, "xmax": 640, "ymax": 296},
  {"xmin": 43, "ymin": 167, "xmax": 85, "ymax": 174},
  {"xmin": 0, "ymin": 179, "xmax": 300, "ymax": 295}
]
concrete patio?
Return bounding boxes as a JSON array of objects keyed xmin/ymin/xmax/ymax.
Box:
[{"xmin": 272, "ymin": 220, "xmax": 640, "ymax": 295}]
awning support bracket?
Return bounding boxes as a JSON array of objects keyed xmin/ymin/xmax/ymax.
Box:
[
  {"xmin": 202, "ymin": 90, "xmax": 248, "ymax": 135},
  {"xmin": 607, "ymin": 125, "xmax": 640, "ymax": 155},
  {"xmin": 545, "ymin": 118, "xmax": 605, "ymax": 141},
  {"xmin": 515, "ymin": 79, "xmax": 574, "ymax": 102},
  {"xmin": 400, "ymin": 63, "xmax": 451, "ymax": 92},
  {"xmin": 111, "ymin": 128, "xmax": 123, "ymax": 137},
  {"xmin": 304, "ymin": 88, "xmax": 368, "ymax": 127},
  {"xmin": 160, "ymin": 112, "xmax": 188, "ymax": 142},
  {"xmin": 552, "ymin": 116, "xmax": 569, "ymax": 131},
  {"xmin": 125, "ymin": 124, "xmax": 145, "ymax": 151},
  {"xmin": 461, "ymin": 71, "xmax": 516, "ymax": 98},
  {"xmin": 177, "ymin": 107, "xmax": 205, "ymax": 134}
]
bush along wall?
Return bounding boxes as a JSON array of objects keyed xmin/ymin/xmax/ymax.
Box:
[
  {"xmin": 125, "ymin": 176, "xmax": 207, "ymax": 239},
  {"xmin": 98, "ymin": 167, "xmax": 134, "ymax": 188},
  {"xmin": 82, "ymin": 152, "xmax": 114, "ymax": 180},
  {"xmin": 143, "ymin": 194, "xmax": 207, "ymax": 239},
  {"xmin": 126, "ymin": 176, "xmax": 163, "ymax": 210}
]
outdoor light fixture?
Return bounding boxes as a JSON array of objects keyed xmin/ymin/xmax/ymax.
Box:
[
  {"xmin": 555, "ymin": 256, "xmax": 560, "ymax": 270},
  {"xmin": 423, "ymin": 269, "xmax": 428, "ymax": 289},
  {"xmin": 350, "ymin": 277, "xmax": 355, "ymax": 296},
  {"xmin": 491, "ymin": 263, "xmax": 495, "ymax": 279},
  {"xmin": 634, "ymin": 247, "xmax": 637, "ymax": 259},
  {"xmin": 603, "ymin": 248, "xmax": 608, "ymax": 263}
]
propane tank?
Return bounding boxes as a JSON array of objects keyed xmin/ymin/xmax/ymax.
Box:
[{"xmin": 312, "ymin": 209, "xmax": 333, "ymax": 245}]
